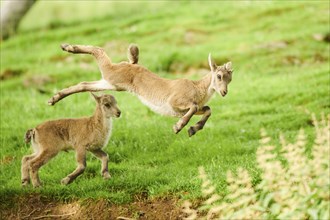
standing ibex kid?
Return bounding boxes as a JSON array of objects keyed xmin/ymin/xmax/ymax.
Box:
[
  {"xmin": 22, "ymin": 93, "xmax": 121, "ymax": 187},
  {"xmin": 48, "ymin": 44, "xmax": 233, "ymax": 136}
]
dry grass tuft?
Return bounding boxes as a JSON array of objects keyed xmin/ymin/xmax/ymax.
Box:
[{"xmin": 182, "ymin": 114, "xmax": 330, "ymax": 220}]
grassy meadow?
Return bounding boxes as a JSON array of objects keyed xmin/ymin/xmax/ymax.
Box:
[{"xmin": 0, "ymin": 0, "xmax": 329, "ymax": 207}]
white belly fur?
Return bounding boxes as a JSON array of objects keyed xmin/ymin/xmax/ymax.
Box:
[
  {"xmin": 98, "ymin": 79, "xmax": 116, "ymax": 90},
  {"xmin": 138, "ymin": 96, "xmax": 181, "ymax": 117}
]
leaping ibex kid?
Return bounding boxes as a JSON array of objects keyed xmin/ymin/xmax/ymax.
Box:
[{"xmin": 48, "ymin": 44, "xmax": 233, "ymax": 136}]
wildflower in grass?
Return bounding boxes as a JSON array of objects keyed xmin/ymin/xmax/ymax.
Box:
[{"xmin": 182, "ymin": 114, "xmax": 330, "ymax": 220}]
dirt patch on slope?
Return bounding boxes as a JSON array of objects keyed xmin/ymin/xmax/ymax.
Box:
[
  {"xmin": 0, "ymin": 69, "xmax": 25, "ymax": 80},
  {"xmin": 0, "ymin": 194, "xmax": 184, "ymax": 220}
]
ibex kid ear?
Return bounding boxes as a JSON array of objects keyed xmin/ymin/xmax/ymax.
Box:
[
  {"xmin": 208, "ymin": 53, "xmax": 217, "ymax": 72},
  {"xmin": 225, "ymin": 61, "xmax": 233, "ymax": 72},
  {"xmin": 90, "ymin": 92, "xmax": 100, "ymax": 102}
]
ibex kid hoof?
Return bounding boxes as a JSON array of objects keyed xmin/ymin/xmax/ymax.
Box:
[
  {"xmin": 60, "ymin": 43, "xmax": 75, "ymax": 53},
  {"xmin": 60, "ymin": 43, "xmax": 70, "ymax": 51},
  {"xmin": 61, "ymin": 177, "xmax": 71, "ymax": 185},
  {"xmin": 102, "ymin": 172, "xmax": 111, "ymax": 180},
  {"xmin": 47, "ymin": 99, "xmax": 54, "ymax": 106},
  {"xmin": 173, "ymin": 125, "xmax": 181, "ymax": 134},
  {"xmin": 188, "ymin": 127, "xmax": 196, "ymax": 137},
  {"xmin": 33, "ymin": 183, "xmax": 42, "ymax": 188},
  {"xmin": 21, "ymin": 180, "xmax": 30, "ymax": 186}
]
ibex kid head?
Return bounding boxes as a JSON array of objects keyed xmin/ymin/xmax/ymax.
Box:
[
  {"xmin": 91, "ymin": 93, "xmax": 121, "ymax": 118},
  {"xmin": 208, "ymin": 54, "xmax": 233, "ymax": 97}
]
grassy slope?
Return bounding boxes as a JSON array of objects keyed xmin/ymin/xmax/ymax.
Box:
[{"xmin": 0, "ymin": 1, "xmax": 329, "ymax": 204}]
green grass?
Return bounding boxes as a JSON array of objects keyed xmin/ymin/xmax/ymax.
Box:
[{"xmin": 0, "ymin": 1, "xmax": 329, "ymax": 204}]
